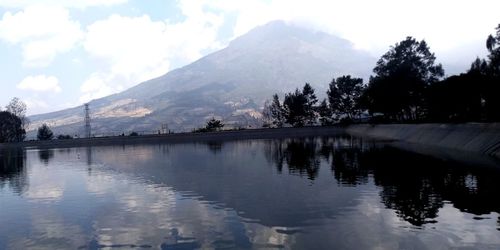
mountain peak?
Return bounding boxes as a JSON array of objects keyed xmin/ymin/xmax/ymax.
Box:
[{"xmin": 29, "ymin": 20, "xmax": 375, "ymax": 135}]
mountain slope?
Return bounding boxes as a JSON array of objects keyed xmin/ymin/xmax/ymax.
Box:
[{"xmin": 28, "ymin": 20, "xmax": 375, "ymax": 136}]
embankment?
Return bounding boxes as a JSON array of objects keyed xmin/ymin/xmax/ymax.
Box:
[
  {"xmin": 346, "ymin": 123, "xmax": 500, "ymax": 161},
  {"xmin": 0, "ymin": 127, "xmax": 343, "ymax": 149}
]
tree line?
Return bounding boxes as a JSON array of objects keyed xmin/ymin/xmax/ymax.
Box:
[
  {"xmin": 0, "ymin": 97, "xmax": 61, "ymax": 143},
  {"xmin": 265, "ymin": 24, "xmax": 500, "ymax": 126}
]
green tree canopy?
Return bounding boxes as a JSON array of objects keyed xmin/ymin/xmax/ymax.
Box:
[
  {"xmin": 327, "ymin": 75, "xmax": 364, "ymax": 121},
  {"xmin": 269, "ymin": 94, "xmax": 286, "ymax": 128},
  {"xmin": 6, "ymin": 97, "xmax": 28, "ymax": 129},
  {"xmin": 362, "ymin": 37, "xmax": 444, "ymax": 121},
  {"xmin": 283, "ymin": 83, "xmax": 318, "ymax": 127},
  {"xmin": 0, "ymin": 111, "xmax": 25, "ymax": 143},
  {"xmin": 205, "ymin": 118, "xmax": 224, "ymax": 132},
  {"xmin": 37, "ymin": 124, "xmax": 54, "ymax": 141}
]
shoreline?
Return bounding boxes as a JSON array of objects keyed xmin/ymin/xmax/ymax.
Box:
[
  {"xmin": 3, "ymin": 124, "xmax": 500, "ymax": 168},
  {"xmin": 0, "ymin": 126, "xmax": 345, "ymax": 149}
]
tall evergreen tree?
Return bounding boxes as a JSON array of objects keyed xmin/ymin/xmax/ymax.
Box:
[
  {"xmin": 361, "ymin": 37, "xmax": 444, "ymax": 121},
  {"xmin": 282, "ymin": 83, "xmax": 318, "ymax": 127},
  {"xmin": 317, "ymin": 99, "xmax": 333, "ymax": 125},
  {"xmin": 269, "ymin": 94, "xmax": 285, "ymax": 127},
  {"xmin": 302, "ymin": 83, "xmax": 318, "ymax": 125},
  {"xmin": 37, "ymin": 124, "xmax": 54, "ymax": 141}
]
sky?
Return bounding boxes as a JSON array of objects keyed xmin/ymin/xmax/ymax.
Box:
[{"xmin": 0, "ymin": 0, "xmax": 499, "ymax": 115}]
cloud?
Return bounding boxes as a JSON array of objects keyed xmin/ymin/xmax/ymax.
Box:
[
  {"xmin": 204, "ymin": 0, "xmax": 500, "ymax": 56},
  {"xmin": 0, "ymin": 0, "xmax": 127, "ymax": 9},
  {"xmin": 80, "ymin": 2, "xmax": 224, "ymax": 103},
  {"xmin": 0, "ymin": 5, "xmax": 84, "ymax": 67},
  {"xmin": 79, "ymin": 73, "xmax": 116, "ymax": 103},
  {"xmin": 24, "ymin": 98, "xmax": 50, "ymax": 115},
  {"xmin": 17, "ymin": 75, "xmax": 62, "ymax": 93}
]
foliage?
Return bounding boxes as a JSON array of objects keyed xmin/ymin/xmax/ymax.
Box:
[
  {"xmin": 426, "ymin": 74, "xmax": 482, "ymax": 122},
  {"xmin": 361, "ymin": 37, "xmax": 444, "ymax": 121},
  {"xmin": 262, "ymin": 95, "xmax": 286, "ymax": 128},
  {"xmin": 327, "ymin": 75, "xmax": 364, "ymax": 121},
  {"xmin": 269, "ymin": 94, "xmax": 286, "ymax": 127},
  {"xmin": 487, "ymin": 24, "xmax": 500, "ymax": 75},
  {"xmin": 57, "ymin": 134, "xmax": 73, "ymax": 140},
  {"xmin": 205, "ymin": 118, "xmax": 224, "ymax": 132},
  {"xmin": 317, "ymin": 99, "xmax": 333, "ymax": 125},
  {"xmin": 0, "ymin": 111, "xmax": 25, "ymax": 143},
  {"xmin": 282, "ymin": 83, "xmax": 318, "ymax": 127},
  {"xmin": 6, "ymin": 97, "xmax": 29, "ymax": 130},
  {"xmin": 129, "ymin": 132, "xmax": 139, "ymax": 136},
  {"xmin": 301, "ymin": 83, "xmax": 318, "ymax": 124},
  {"xmin": 37, "ymin": 124, "xmax": 54, "ymax": 141}
]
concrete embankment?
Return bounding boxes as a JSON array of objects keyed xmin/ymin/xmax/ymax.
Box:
[
  {"xmin": 0, "ymin": 127, "xmax": 343, "ymax": 149},
  {"xmin": 346, "ymin": 123, "xmax": 500, "ymax": 159}
]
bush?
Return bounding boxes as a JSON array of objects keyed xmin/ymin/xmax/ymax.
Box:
[{"xmin": 57, "ymin": 134, "xmax": 73, "ymax": 140}]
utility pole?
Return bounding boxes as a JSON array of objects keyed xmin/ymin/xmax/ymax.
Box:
[{"xmin": 84, "ymin": 103, "xmax": 91, "ymax": 138}]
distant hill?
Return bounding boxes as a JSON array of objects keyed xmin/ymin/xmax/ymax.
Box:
[{"xmin": 28, "ymin": 20, "xmax": 375, "ymax": 136}]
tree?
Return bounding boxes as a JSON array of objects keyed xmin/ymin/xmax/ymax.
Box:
[
  {"xmin": 57, "ymin": 134, "xmax": 73, "ymax": 140},
  {"xmin": 426, "ymin": 74, "xmax": 482, "ymax": 122},
  {"xmin": 269, "ymin": 94, "xmax": 286, "ymax": 127},
  {"xmin": 317, "ymin": 99, "xmax": 333, "ymax": 125},
  {"xmin": 0, "ymin": 111, "xmax": 25, "ymax": 143},
  {"xmin": 6, "ymin": 97, "xmax": 29, "ymax": 130},
  {"xmin": 327, "ymin": 75, "xmax": 364, "ymax": 121},
  {"xmin": 361, "ymin": 37, "xmax": 444, "ymax": 121},
  {"xmin": 205, "ymin": 118, "xmax": 224, "ymax": 132},
  {"xmin": 487, "ymin": 24, "xmax": 500, "ymax": 74},
  {"xmin": 483, "ymin": 24, "xmax": 500, "ymax": 121},
  {"xmin": 302, "ymin": 83, "xmax": 318, "ymax": 124},
  {"xmin": 283, "ymin": 83, "xmax": 318, "ymax": 127},
  {"xmin": 37, "ymin": 124, "xmax": 54, "ymax": 141},
  {"xmin": 283, "ymin": 89, "xmax": 307, "ymax": 127}
]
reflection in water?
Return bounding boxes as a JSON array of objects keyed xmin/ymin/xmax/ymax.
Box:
[
  {"xmin": 266, "ymin": 138, "xmax": 500, "ymax": 227},
  {"xmin": 38, "ymin": 149, "xmax": 54, "ymax": 165},
  {"xmin": 0, "ymin": 148, "xmax": 27, "ymax": 194},
  {"xmin": 205, "ymin": 141, "xmax": 223, "ymax": 154},
  {"xmin": 1, "ymin": 137, "xmax": 500, "ymax": 249}
]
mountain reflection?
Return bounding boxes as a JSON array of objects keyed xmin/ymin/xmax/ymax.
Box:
[
  {"xmin": 0, "ymin": 148, "xmax": 27, "ymax": 194},
  {"xmin": 265, "ymin": 137, "xmax": 500, "ymax": 226}
]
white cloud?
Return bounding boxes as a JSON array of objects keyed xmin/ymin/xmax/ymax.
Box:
[
  {"xmin": 0, "ymin": 0, "xmax": 127, "ymax": 9},
  {"xmin": 79, "ymin": 73, "xmax": 116, "ymax": 103},
  {"xmin": 204, "ymin": 0, "xmax": 500, "ymax": 56},
  {"xmin": 0, "ymin": 5, "xmax": 84, "ymax": 67},
  {"xmin": 80, "ymin": 2, "xmax": 224, "ymax": 102},
  {"xmin": 24, "ymin": 97, "xmax": 50, "ymax": 115},
  {"xmin": 17, "ymin": 75, "xmax": 62, "ymax": 93}
]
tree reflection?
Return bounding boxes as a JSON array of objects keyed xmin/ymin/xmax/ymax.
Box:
[
  {"xmin": 266, "ymin": 138, "xmax": 320, "ymax": 180},
  {"xmin": 264, "ymin": 136, "xmax": 500, "ymax": 227},
  {"xmin": 0, "ymin": 148, "xmax": 27, "ymax": 194},
  {"xmin": 206, "ymin": 141, "xmax": 223, "ymax": 154},
  {"xmin": 38, "ymin": 149, "xmax": 54, "ymax": 165}
]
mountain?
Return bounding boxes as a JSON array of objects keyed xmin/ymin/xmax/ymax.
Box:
[{"xmin": 28, "ymin": 20, "xmax": 376, "ymax": 136}]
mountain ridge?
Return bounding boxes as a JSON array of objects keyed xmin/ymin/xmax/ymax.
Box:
[{"xmin": 28, "ymin": 20, "xmax": 376, "ymax": 137}]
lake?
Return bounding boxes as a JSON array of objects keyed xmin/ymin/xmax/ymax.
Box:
[{"xmin": 1, "ymin": 136, "xmax": 500, "ymax": 249}]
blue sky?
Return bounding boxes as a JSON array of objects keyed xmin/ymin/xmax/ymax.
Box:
[{"xmin": 0, "ymin": 0, "xmax": 499, "ymax": 115}]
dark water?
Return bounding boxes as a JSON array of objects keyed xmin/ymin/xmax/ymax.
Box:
[{"xmin": 1, "ymin": 136, "xmax": 500, "ymax": 249}]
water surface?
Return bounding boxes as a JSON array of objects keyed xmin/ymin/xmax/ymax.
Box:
[{"xmin": 1, "ymin": 136, "xmax": 500, "ymax": 249}]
